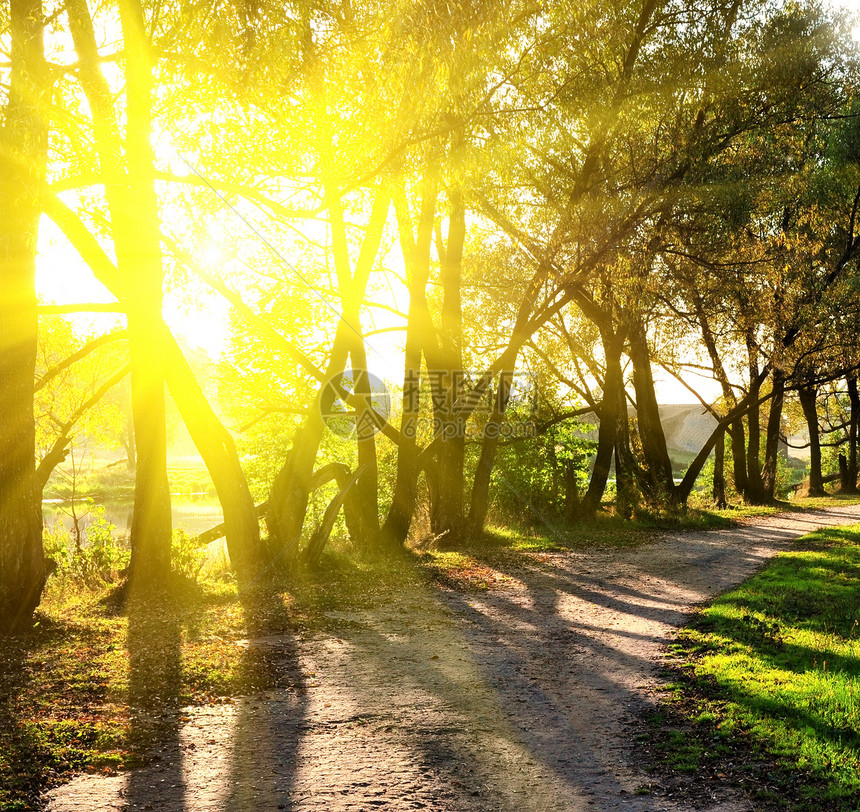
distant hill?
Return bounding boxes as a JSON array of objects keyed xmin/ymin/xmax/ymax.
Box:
[
  {"xmin": 643, "ymin": 404, "xmax": 807, "ymax": 470},
  {"xmin": 569, "ymin": 404, "xmax": 807, "ymax": 472}
]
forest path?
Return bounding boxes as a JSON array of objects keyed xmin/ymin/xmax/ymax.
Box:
[{"xmin": 46, "ymin": 504, "xmax": 860, "ymax": 812}]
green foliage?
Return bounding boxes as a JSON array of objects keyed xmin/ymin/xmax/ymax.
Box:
[
  {"xmin": 689, "ymin": 438, "xmax": 732, "ymax": 503},
  {"xmin": 171, "ymin": 528, "xmax": 207, "ymax": 580},
  {"xmin": 43, "ymin": 508, "xmax": 128, "ymax": 587},
  {"xmin": 489, "ymin": 416, "xmax": 595, "ymax": 525},
  {"xmin": 42, "ymin": 521, "xmax": 72, "ymax": 573},
  {"xmin": 78, "ymin": 509, "xmax": 127, "ymax": 584},
  {"xmin": 774, "ymin": 454, "xmax": 805, "ymax": 500},
  {"xmin": 821, "ymin": 444, "xmax": 843, "ymax": 480},
  {"xmin": 35, "ymin": 316, "xmax": 128, "ymax": 461}
]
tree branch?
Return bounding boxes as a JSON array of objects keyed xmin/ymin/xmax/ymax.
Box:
[{"xmin": 36, "ymin": 328, "xmax": 128, "ymax": 392}]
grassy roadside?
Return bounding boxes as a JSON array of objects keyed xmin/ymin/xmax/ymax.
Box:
[
  {"xmin": 646, "ymin": 525, "xmax": 860, "ymax": 810},
  {"xmin": 0, "ymin": 549, "xmax": 426, "ymax": 811},
  {"xmin": 704, "ymin": 493, "xmax": 860, "ymax": 523},
  {"xmin": 0, "ymin": 579, "xmax": 267, "ymax": 810},
  {"xmin": 420, "ymin": 495, "xmax": 860, "ymax": 590}
]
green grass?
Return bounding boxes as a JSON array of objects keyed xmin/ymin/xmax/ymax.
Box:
[
  {"xmin": 655, "ymin": 526, "xmax": 860, "ymax": 810},
  {"xmin": 702, "ymin": 493, "xmax": 860, "ymax": 524},
  {"xmin": 485, "ymin": 508, "xmax": 734, "ymax": 551}
]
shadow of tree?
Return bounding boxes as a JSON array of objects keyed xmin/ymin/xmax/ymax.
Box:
[
  {"xmin": 224, "ymin": 634, "xmax": 305, "ymax": 810},
  {"xmin": 114, "ymin": 586, "xmax": 306, "ymax": 811},
  {"xmin": 0, "ymin": 620, "xmax": 61, "ymax": 809},
  {"xmin": 123, "ymin": 591, "xmax": 186, "ymax": 811}
]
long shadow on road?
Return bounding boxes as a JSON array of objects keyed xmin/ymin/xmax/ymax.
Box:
[
  {"xmin": 47, "ymin": 594, "xmax": 306, "ymax": 812},
  {"xmin": 46, "ymin": 505, "xmax": 860, "ymax": 812}
]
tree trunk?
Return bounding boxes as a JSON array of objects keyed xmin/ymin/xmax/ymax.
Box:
[
  {"xmin": 428, "ymin": 190, "xmax": 467, "ymax": 547},
  {"xmin": 327, "ymin": 194, "xmax": 384, "ymax": 545},
  {"xmin": 583, "ymin": 332, "xmax": 625, "ymax": 517},
  {"xmin": 0, "ymin": 0, "xmax": 48, "ymax": 632},
  {"xmin": 429, "ymin": 431, "xmax": 466, "ymax": 546},
  {"xmin": 565, "ymin": 461, "xmax": 583, "ymax": 521},
  {"xmin": 350, "ymin": 358, "xmax": 380, "ymax": 542},
  {"xmin": 675, "ymin": 365, "xmax": 770, "ymax": 504},
  {"xmin": 380, "ymin": 177, "xmax": 439, "ymax": 549},
  {"xmin": 712, "ymin": 427, "xmax": 727, "ymax": 508},
  {"xmin": 614, "ymin": 378, "xmax": 638, "ymax": 519},
  {"xmin": 839, "ymin": 453, "xmax": 850, "ymax": 492},
  {"xmin": 267, "ymin": 382, "xmax": 338, "ymax": 564},
  {"xmin": 126, "ymin": 318, "xmax": 173, "ymax": 592},
  {"xmin": 761, "ymin": 368, "xmax": 785, "ymax": 499},
  {"xmin": 303, "ymin": 467, "xmax": 364, "ymax": 567},
  {"xmin": 267, "ymin": 185, "xmax": 389, "ymax": 562},
  {"xmin": 122, "ymin": 385, "xmax": 136, "ymax": 472},
  {"xmin": 120, "ymin": 0, "xmax": 173, "ymax": 593},
  {"xmin": 628, "ymin": 316, "xmax": 675, "ymax": 499},
  {"xmin": 160, "ymin": 331, "xmax": 267, "ymax": 585},
  {"xmin": 798, "ymin": 381, "xmax": 826, "ymax": 497},
  {"xmin": 691, "ymin": 292, "xmax": 747, "ymax": 498},
  {"xmin": 846, "ymin": 374, "xmax": 859, "ymax": 493},
  {"xmin": 745, "ymin": 344, "xmax": 769, "ymax": 504},
  {"xmin": 426, "ymin": 390, "xmax": 467, "ymax": 548},
  {"xmin": 67, "ymin": 0, "xmax": 173, "ymax": 594},
  {"xmin": 729, "ymin": 419, "xmax": 748, "ymax": 499},
  {"xmin": 468, "ymin": 375, "xmax": 512, "ymax": 537},
  {"xmin": 745, "ymin": 402, "xmax": 768, "ymax": 502}
]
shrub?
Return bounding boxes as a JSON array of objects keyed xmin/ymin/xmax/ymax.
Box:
[
  {"xmin": 75, "ymin": 507, "xmax": 128, "ymax": 584},
  {"xmin": 42, "ymin": 507, "xmax": 128, "ymax": 586},
  {"xmin": 171, "ymin": 527, "xmax": 207, "ymax": 579}
]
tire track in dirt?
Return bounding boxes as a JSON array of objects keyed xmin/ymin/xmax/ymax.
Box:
[{"xmin": 46, "ymin": 505, "xmax": 860, "ymax": 811}]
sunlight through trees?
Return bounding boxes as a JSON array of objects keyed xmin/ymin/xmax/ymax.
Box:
[{"xmin": 2, "ymin": 0, "xmax": 860, "ymax": 632}]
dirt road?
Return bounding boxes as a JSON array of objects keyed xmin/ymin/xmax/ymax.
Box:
[{"xmin": 46, "ymin": 505, "xmax": 860, "ymax": 812}]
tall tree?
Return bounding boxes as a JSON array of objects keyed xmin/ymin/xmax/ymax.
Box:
[
  {"xmin": 0, "ymin": 0, "xmax": 49, "ymax": 632},
  {"xmin": 53, "ymin": 0, "xmax": 269, "ymax": 592}
]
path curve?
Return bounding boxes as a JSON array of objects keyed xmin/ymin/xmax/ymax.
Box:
[{"xmin": 46, "ymin": 505, "xmax": 860, "ymax": 812}]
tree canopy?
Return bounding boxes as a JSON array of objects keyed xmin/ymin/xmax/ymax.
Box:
[{"xmin": 2, "ymin": 0, "xmax": 860, "ymax": 630}]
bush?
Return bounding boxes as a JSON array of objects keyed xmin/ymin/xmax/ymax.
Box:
[
  {"xmin": 489, "ymin": 416, "xmax": 595, "ymax": 524},
  {"xmin": 171, "ymin": 527, "xmax": 207, "ymax": 579},
  {"xmin": 79, "ymin": 508, "xmax": 128, "ymax": 583},
  {"xmin": 42, "ymin": 520, "xmax": 72, "ymax": 572},
  {"xmin": 43, "ymin": 507, "xmax": 128, "ymax": 586}
]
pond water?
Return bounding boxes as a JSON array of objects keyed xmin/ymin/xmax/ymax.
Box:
[{"xmin": 42, "ymin": 495, "xmax": 224, "ymax": 541}]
